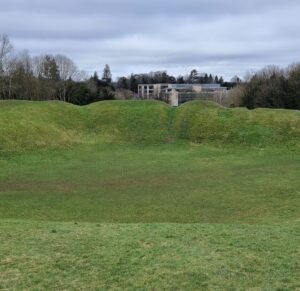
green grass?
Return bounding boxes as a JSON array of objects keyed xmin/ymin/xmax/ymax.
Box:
[
  {"xmin": 0, "ymin": 100, "xmax": 171, "ymax": 152},
  {"xmin": 1, "ymin": 221, "xmax": 299, "ymax": 290},
  {"xmin": 0, "ymin": 144, "xmax": 299, "ymax": 225},
  {"xmin": 1, "ymin": 100, "xmax": 299, "ymax": 152},
  {"xmin": 0, "ymin": 100, "xmax": 299, "ymax": 289},
  {"xmin": 175, "ymin": 101, "xmax": 300, "ymax": 147}
]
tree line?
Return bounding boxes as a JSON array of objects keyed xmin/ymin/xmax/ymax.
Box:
[
  {"xmin": 0, "ymin": 35, "xmax": 115, "ymax": 105},
  {"xmin": 1, "ymin": 34, "xmax": 300, "ymax": 109},
  {"xmin": 240, "ymin": 64, "xmax": 300, "ymax": 110},
  {"xmin": 0, "ymin": 35, "xmax": 229, "ymax": 105}
]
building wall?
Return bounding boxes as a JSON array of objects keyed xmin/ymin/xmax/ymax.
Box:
[
  {"xmin": 138, "ymin": 83, "xmax": 227, "ymax": 106},
  {"xmin": 138, "ymin": 84, "xmax": 172, "ymax": 99}
]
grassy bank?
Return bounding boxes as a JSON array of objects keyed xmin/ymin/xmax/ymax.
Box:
[
  {"xmin": 0, "ymin": 100, "xmax": 299, "ymax": 152},
  {"xmin": 0, "ymin": 100, "xmax": 299, "ymax": 289},
  {"xmin": 175, "ymin": 101, "xmax": 300, "ymax": 147}
]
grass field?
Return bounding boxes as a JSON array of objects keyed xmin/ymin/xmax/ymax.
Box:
[{"xmin": 0, "ymin": 100, "xmax": 299, "ymax": 290}]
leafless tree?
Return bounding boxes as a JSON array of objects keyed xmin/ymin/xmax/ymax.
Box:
[
  {"xmin": 18, "ymin": 50, "xmax": 33, "ymax": 74},
  {"xmin": 224, "ymin": 86, "xmax": 244, "ymax": 107},
  {"xmin": 0, "ymin": 35, "xmax": 14, "ymax": 98},
  {"xmin": 54, "ymin": 55, "xmax": 78, "ymax": 101},
  {"xmin": 73, "ymin": 70, "xmax": 89, "ymax": 82},
  {"xmin": 32, "ymin": 55, "xmax": 45, "ymax": 77},
  {"xmin": 0, "ymin": 35, "xmax": 13, "ymax": 75},
  {"xmin": 54, "ymin": 54, "xmax": 77, "ymax": 80}
]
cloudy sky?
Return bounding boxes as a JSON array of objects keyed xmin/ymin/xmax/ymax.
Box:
[{"xmin": 1, "ymin": 0, "xmax": 300, "ymax": 80}]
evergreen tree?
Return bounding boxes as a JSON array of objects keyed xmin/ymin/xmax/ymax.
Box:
[
  {"xmin": 168, "ymin": 76, "xmax": 177, "ymax": 84},
  {"xmin": 203, "ymin": 73, "xmax": 209, "ymax": 83},
  {"xmin": 188, "ymin": 69, "xmax": 199, "ymax": 83},
  {"xmin": 117, "ymin": 77, "xmax": 129, "ymax": 90},
  {"xmin": 177, "ymin": 76, "xmax": 185, "ymax": 84},
  {"xmin": 231, "ymin": 75, "xmax": 242, "ymax": 83},
  {"xmin": 129, "ymin": 74, "xmax": 138, "ymax": 92},
  {"xmin": 161, "ymin": 71, "xmax": 168, "ymax": 83},
  {"xmin": 43, "ymin": 56, "xmax": 59, "ymax": 80},
  {"xmin": 102, "ymin": 64, "xmax": 112, "ymax": 83},
  {"xmin": 93, "ymin": 71, "xmax": 99, "ymax": 81}
]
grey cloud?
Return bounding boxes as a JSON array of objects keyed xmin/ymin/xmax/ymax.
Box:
[
  {"xmin": 2, "ymin": 0, "xmax": 297, "ymax": 17},
  {"xmin": 1, "ymin": 0, "xmax": 300, "ymax": 79}
]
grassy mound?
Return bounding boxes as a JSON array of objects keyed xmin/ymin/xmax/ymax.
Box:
[
  {"xmin": 0, "ymin": 99, "xmax": 299, "ymax": 152},
  {"xmin": 87, "ymin": 100, "xmax": 171, "ymax": 144},
  {"xmin": 0, "ymin": 100, "xmax": 171, "ymax": 152},
  {"xmin": 0, "ymin": 101, "xmax": 86, "ymax": 152},
  {"xmin": 175, "ymin": 101, "xmax": 300, "ymax": 147}
]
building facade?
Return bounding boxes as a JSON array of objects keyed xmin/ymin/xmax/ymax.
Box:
[{"xmin": 138, "ymin": 83, "xmax": 227, "ymax": 106}]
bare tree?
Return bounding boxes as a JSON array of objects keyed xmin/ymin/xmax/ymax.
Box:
[
  {"xmin": 18, "ymin": 50, "xmax": 33, "ymax": 74},
  {"xmin": 0, "ymin": 35, "xmax": 13, "ymax": 75},
  {"xmin": 3, "ymin": 56, "xmax": 18, "ymax": 99},
  {"xmin": 32, "ymin": 55, "xmax": 45, "ymax": 77},
  {"xmin": 0, "ymin": 35, "xmax": 14, "ymax": 98},
  {"xmin": 54, "ymin": 55, "xmax": 78, "ymax": 80},
  {"xmin": 224, "ymin": 86, "xmax": 244, "ymax": 107},
  {"xmin": 73, "ymin": 70, "xmax": 89, "ymax": 82},
  {"xmin": 54, "ymin": 55, "xmax": 79, "ymax": 101}
]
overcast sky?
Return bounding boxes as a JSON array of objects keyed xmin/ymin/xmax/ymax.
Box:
[{"xmin": 1, "ymin": 0, "xmax": 300, "ymax": 80}]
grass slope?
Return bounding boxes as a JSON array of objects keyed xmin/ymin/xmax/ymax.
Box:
[
  {"xmin": 87, "ymin": 100, "xmax": 170, "ymax": 144},
  {"xmin": 0, "ymin": 100, "xmax": 171, "ymax": 152},
  {"xmin": 175, "ymin": 101, "xmax": 300, "ymax": 147},
  {"xmin": 1, "ymin": 99, "xmax": 299, "ymax": 152},
  {"xmin": 0, "ymin": 100, "xmax": 299, "ymax": 289},
  {"xmin": 0, "ymin": 100, "xmax": 86, "ymax": 152}
]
